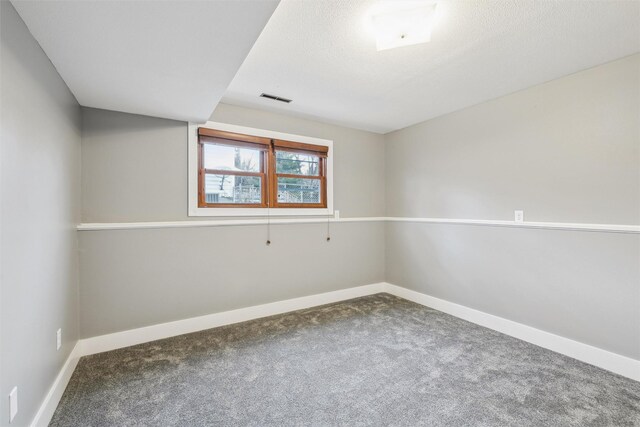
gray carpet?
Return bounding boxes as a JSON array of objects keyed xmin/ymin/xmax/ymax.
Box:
[{"xmin": 51, "ymin": 293, "xmax": 640, "ymax": 426}]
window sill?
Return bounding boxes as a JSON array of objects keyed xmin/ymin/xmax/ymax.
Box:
[{"xmin": 188, "ymin": 207, "xmax": 335, "ymax": 217}]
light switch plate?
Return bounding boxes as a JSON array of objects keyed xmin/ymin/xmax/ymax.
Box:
[{"xmin": 57, "ymin": 328, "xmax": 62, "ymax": 350}]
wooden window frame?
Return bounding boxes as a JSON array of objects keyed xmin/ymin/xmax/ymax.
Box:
[
  {"xmin": 271, "ymin": 139, "xmax": 328, "ymax": 209},
  {"xmin": 197, "ymin": 128, "xmax": 329, "ymax": 210}
]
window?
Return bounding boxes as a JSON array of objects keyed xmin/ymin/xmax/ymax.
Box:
[
  {"xmin": 272, "ymin": 139, "xmax": 327, "ymax": 208},
  {"xmin": 192, "ymin": 125, "xmax": 332, "ymax": 215},
  {"xmin": 198, "ymin": 128, "xmax": 269, "ymax": 208}
]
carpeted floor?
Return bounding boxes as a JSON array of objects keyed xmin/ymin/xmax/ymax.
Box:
[{"xmin": 51, "ymin": 293, "xmax": 640, "ymax": 426}]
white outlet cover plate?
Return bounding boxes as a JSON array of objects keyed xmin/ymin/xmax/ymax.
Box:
[
  {"xmin": 9, "ymin": 386, "xmax": 17, "ymax": 422},
  {"xmin": 56, "ymin": 329, "xmax": 62, "ymax": 350},
  {"xmin": 514, "ymin": 210, "xmax": 524, "ymax": 223}
]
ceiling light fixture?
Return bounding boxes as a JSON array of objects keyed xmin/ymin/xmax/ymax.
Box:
[{"xmin": 365, "ymin": 1, "xmax": 439, "ymax": 51}]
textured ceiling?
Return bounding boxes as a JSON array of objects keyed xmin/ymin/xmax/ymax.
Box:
[
  {"xmin": 12, "ymin": 0, "xmax": 279, "ymax": 123},
  {"xmin": 223, "ymin": 0, "xmax": 640, "ymax": 133}
]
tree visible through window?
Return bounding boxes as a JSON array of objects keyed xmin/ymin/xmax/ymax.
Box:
[{"xmin": 198, "ymin": 128, "xmax": 328, "ymax": 208}]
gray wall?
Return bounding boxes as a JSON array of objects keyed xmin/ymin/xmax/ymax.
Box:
[
  {"xmin": 385, "ymin": 54, "xmax": 640, "ymax": 360},
  {"xmin": 79, "ymin": 104, "xmax": 386, "ymax": 338},
  {"xmin": 80, "ymin": 223, "xmax": 384, "ymax": 338},
  {"xmin": 81, "ymin": 110, "xmax": 187, "ymax": 223},
  {"xmin": 1, "ymin": 2, "xmax": 81, "ymax": 425},
  {"xmin": 385, "ymin": 54, "xmax": 639, "ymax": 224},
  {"xmin": 81, "ymin": 103, "xmax": 385, "ymax": 223},
  {"xmin": 79, "ymin": 54, "xmax": 638, "ymax": 363}
]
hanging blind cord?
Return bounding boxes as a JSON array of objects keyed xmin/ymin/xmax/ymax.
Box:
[
  {"xmin": 326, "ymin": 214, "xmax": 331, "ymax": 242},
  {"xmin": 266, "ymin": 140, "xmax": 273, "ymax": 246},
  {"xmin": 266, "ymin": 203, "xmax": 271, "ymax": 246}
]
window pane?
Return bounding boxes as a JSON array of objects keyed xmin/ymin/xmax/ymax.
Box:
[
  {"xmin": 277, "ymin": 177, "xmax": 321, "ymax": 204},
  {"xmin": 276, "ymin": 151, "xmax": 319, "ymax": 176},
  {"xmin": 203, "ymin": 144, "xmax": 261, "ymax": 172},
  {"xmin": 205, "ymin": 174, "xmax": 262, "ymax": 204}
]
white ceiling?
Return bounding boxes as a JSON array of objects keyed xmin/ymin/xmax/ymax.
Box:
[
  {"xmin": 223, "ymin": 0, "xmax": 640, "ymax": 133},
  {"xmin": 12, "ymin": 0, "xmax": 279, "ymax": 123}
]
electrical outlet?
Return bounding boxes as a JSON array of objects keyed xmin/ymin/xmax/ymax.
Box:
[
  {"xmin": 514, "ymin": 210, "xmax": 524, "ymax": 223},
  {"xmin": 9, "ymin": 386, "xmax": 17, "ymax": 423},
  {"xmin": 56, "ymin": 328, "xmax": 62, "ymax": 350}
]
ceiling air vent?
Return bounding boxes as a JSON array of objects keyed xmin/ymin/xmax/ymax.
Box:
[{"xmin": 260, "ymin": 93, "xmax": 292, "ymax": 103}]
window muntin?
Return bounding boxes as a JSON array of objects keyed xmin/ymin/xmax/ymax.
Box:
[{"xmin": 198, "ymin": 128, "xmax": 328, "ymax": 209}]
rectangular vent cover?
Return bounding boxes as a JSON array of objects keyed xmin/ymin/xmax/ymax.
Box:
[{"xmin": 260, "ymin": 93, "xmax": 292, "ymax": 103}]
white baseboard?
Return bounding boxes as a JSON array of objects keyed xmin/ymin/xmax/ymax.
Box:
[
  {"xmin": 382, "ymin": 283, "xmax": 640, "ymax": 382},
  {"xmin": 33, "ymin": 280, "xmax": 638, "ymax": 426},
  {"xmin": 31, "ymin": 283, "xmax": 385, "ymax": 425},
  {"xmin": 79, "ymin": 283, "xmax": 386, "ymax": 356},
  {"xmin": 76, "ymin": 282, "xmax": 640, "ymax": 382},
  {"xmin": 30, "ymin": 343, "xmax": 82, "ymax": 427}
]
